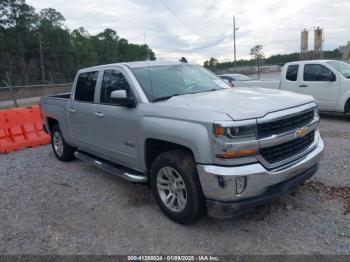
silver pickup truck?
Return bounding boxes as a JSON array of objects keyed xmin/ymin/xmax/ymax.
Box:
[{"xmin": 40, "ymin": 61, "xmax": 324, "ymax": 224}]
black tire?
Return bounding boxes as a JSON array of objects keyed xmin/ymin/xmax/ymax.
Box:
[
  {"xmin": 51, "ymin": 124, "xmax": 75, "ymax": 162},
  {"xmin": 345, "ymin": 99, "xmax": 350, "ymax": 115},
  {"xmin": 150, "ymin": 149, "xmax": 204, "ymax": 224}
]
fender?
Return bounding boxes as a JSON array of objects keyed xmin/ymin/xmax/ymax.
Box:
[
  {"xmin": 41, "ymin": 100, "xmax": 72, "ymax": 144},
  {"xmin": 338, "ymin": 88, "xmax": 350, "ymax": 113},
  {"xmin": 139, "ymin": 116, "xmax": 212, "ymax": 170}
]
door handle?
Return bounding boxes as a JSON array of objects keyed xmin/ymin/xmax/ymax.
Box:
[
  {"xmin": 68, "ymin": 108, "xmax": 76, "ymax": 113},
  {"xmin": 299, "ymin": 84, "xmax": 308, "ymax": 88},
  {"xmin": 94, "ymin": 112, "xmax": 104, "ymax": 118}
]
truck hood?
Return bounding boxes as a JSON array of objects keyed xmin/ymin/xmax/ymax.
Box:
[{"xmin": 164, "ymin": 87, "xmax": 315, "ymax": 120}]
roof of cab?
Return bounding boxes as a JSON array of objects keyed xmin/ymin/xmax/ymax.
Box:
[
  {"xmin": 78, "ymin": 60, "xmax": 186, "ymax": 72},
  {"xmin": 285, "ymin": 59, "xmax": 336, "ymax": 65}
]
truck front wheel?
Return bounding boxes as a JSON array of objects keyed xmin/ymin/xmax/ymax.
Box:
[
  {"xmin": 51, "ymin": 125, "xmax": 75, "ymax": 162},
  {"xmin": 345, "ymin": 99, "xmax": 350, "ymax": 114},
  {"xmin": 150, "ymin": 150, "xmax": 204, "ymax": 224}
]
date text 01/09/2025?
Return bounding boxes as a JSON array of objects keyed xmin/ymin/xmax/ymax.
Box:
[{"xmin": 127, "ymin": 255, "xmax": 220, "ymax": 261}]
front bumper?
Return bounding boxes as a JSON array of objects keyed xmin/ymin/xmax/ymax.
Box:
[{"xmin": 197, "ymin": 134, "xmax": 324, "ymax": 218}]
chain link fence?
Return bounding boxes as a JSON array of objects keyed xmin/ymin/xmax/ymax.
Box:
[{"xmin": 0, "ymin": 71, "xmax": 73, "ymax": 109}]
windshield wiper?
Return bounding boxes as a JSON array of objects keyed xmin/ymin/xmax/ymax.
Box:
[
  {"xmin": 153, "ymin": 89, "xmax": 222, "ymax": 102},
  {"xmin": 153, "ymin": 94, "xmax": 181, "ymax": 102},
  {"xmin": 199, "ymin": 88, "xmax": 222, "ymax": 93}
]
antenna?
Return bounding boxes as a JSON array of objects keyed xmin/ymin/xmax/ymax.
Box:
[{"xmin": 179, "ymin": 57, "xmax": 188, "ymax": 63}]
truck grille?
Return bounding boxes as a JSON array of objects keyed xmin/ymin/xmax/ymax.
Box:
[
  {"xmin": 257, "ymin": 110, "xmax": 314, "ymax": 138},
  {"xmin": 260, "ymin": 131, "xmax": 315, "ymax": 164}
]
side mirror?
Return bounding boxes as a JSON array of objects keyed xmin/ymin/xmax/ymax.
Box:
[
  {"xmin": 329, "ymin": 73, "xmax": 336, "ymax": 82},
  {"xmin": 223, "ymin": 79, "xmax": 234, "ymax": 87},
  {"xmin": 110, "ymin": 90, "xmax": 137, "ymax": 108},
  {"xmin": 111, "ymin": 90, "xmax": 127, "ymax": 99}
]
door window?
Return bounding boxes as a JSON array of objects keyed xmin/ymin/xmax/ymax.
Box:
[
  {"xmin": 303, "ymin": 64, "xmax": 334, "ymax": 82},
  {"xmin": 100, "ymin": 70, "xmax": 131, "ymax": 104},
  {"xmin": 74, "ymin": 71, "xmax": 99, "ymax": 102},
  {"xmin": 286, "ymin": 65, "xmax": 299, "ymax": 81}
]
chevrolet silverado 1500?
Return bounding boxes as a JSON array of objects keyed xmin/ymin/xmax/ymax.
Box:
[{"xmin": 40, "ymin": 61, "xmax": 324, "ymax": 224}]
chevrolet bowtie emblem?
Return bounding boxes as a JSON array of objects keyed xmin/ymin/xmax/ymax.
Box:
[{"xmin": 296, "ymin": 127, "xmax": 308, "ymax": 138}]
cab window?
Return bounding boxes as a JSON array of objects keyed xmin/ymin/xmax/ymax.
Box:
[
  {"xmin": 100, "ymin": 69, "xmax": 131, "ymax": 104},
  {"xmin": 303, "ymin": 64, "xmax": 335, "ymax": 81},
  {"xmin": 74, "ymin": 71, "xmax": 99, "ymax": 102},
  {"xmin": 286, "ymin": 65, "xmax": 298, "ymax": 81}
]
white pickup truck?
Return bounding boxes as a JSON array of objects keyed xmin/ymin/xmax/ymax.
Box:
[{"xmin": 236, "ymin": 60, "xmax": 350, "ymax": 114}]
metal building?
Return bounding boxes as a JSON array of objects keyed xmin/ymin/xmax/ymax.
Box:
[
  {"xmin": 300, "ymin": 29, "xmax": 309, "ymax": 60},
  {"xmin": 314, "ymin": 27, "xmax": 324, "ymax": 59}
]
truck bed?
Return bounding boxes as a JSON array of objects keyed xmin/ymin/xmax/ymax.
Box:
[
  {"xmin": 40, "ymin": 93, "xmax": 70, "ymax": 139},
  {"xmin": 44, "ymin": 93, "xmax": 71, "ymax": 99}
]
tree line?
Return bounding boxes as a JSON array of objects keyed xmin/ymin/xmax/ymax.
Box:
[
  {"xmin": 0, "ymin": 0, "xmax": 156, "ymax": 85},
  {"xmin": 204, "ymin": 48, "xmax": 343, "ymax": 71}
]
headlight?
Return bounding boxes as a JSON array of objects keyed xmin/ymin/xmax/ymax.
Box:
[
  {"xmin": 214, "ymin": 125, "xmax": 257, "ymax": 141},
  {"xmin": 213, "ymin": 120, "xmax": 259, "ymax": 162},
  {"xmin": 214, "ymin": 120, "xmax": 257, "ymax": 141},
  {"xmin": 314, "ymin": 107, "xmax": 319, "ymax": 121}
]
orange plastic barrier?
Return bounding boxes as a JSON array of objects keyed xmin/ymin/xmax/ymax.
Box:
[{"xmin": 0, "ymin": 105, "xmax": 51, "ymax": 153}]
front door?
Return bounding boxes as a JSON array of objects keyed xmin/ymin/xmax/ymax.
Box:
[
  {"xmin": 90, "ymin": 68, "xmax": 140, "ymax": 169},
  {"xmin": 298, "ymin": 64, "xmax": 339, "ymax": 111}
]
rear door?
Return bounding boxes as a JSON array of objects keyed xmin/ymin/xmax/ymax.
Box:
[
  {"xmin": 68, "ymin": 71, "xmax": 99, "ymax": 150},
  {"xmin": 90, "ymin": 67, "xmax": 140, "ymax": 169},
  {"xmin": 280, "ymin": 64, "xmax": 300, "ymax": 92}
]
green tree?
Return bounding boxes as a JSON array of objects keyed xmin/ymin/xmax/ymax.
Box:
[
  {"xmin": 71, "ymin": 27, "xmax": 98, "ymax": 68},
  {"xmin": 0, "ymin": 0, "xmax": 38, "ymax": 82},
  {"xmin": 91, "ymin": 28, "xmax": 119, "ymax": 64},
  {"xmin": 0, "ymin": 0, "xmax": 37, "ymax": 29},
  {"xmin": 0, "ymin": 0, "xmax": 156, "ymax": 84},
  {"xmin": 250, "ymin": 45, "xmax": 264, "ymax": 78},
  {"xmin": 204, "ymin": 57, "xmax": 218, "ymax": 70},
  {"xmin": 39, "ymin": 8, "xmax": 65, "ymax": 27},
  {"xmin": 37, "ymin": 8, "xmax": 72, "ymax": 79}
]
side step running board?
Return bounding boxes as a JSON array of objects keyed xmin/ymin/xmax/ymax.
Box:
[{"xmin": 74, "ymin": 151, "xmax": 148, "ymax": 183}]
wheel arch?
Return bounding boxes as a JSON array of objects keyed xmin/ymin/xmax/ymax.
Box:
[
  {"xmin": 144, "ymin": 138, "xmax": 195, "ymax": 171},
  {"xmin": 46, "ymin": 117, "xmax": 59, "ymax": 132},
  {"xmin": 345, "ymin": 97, "xmax": 350, "ymax": 113}
]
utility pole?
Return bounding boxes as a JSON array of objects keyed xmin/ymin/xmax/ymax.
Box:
[
  {"xmin": 38, "ymin": 32, "xmax": 45, "ymax": 82},
  {"xmin": 233, "ymin": 16, "xmax": 239, "ymax": 72}
]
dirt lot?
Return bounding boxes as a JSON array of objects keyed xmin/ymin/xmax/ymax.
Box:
[{"xmin": 0, "ymin": 114, "xmax": 349, "ymax": 255}]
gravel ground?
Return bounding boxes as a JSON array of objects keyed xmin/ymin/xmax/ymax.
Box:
[{"xmin": 0, "ymin": 115, "xmax": 349, "ymax": 255}]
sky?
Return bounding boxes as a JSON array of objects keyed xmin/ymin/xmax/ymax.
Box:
[{"xmin": 27, "ymin": 0, "xmax": 350, "ymax": 64}]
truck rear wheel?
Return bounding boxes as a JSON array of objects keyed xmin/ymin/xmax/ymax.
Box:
[
  {"xmin": 51, "ymin": 124, "xmax": 75, "ymax": 162},
  {"xmin": 150, "ymin": 150, "xmax": 204, "ymax": 224}
]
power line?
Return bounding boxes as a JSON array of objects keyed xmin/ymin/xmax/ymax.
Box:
[
  {"xmin": 158, "ymin": 0, "xmax": 204, "ymax": 38},
  {"xmin": 190, "ymin": 34, "xmax": 231, "ymax": 51}
]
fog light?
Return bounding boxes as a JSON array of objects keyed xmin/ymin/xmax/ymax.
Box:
[
  {"xmin": 236, "ymin": 177, "xmax": 247, "ymax": 195},
  {"xmin": 217, "ymin": 176, "xmax": 225, "ymax": 188}
]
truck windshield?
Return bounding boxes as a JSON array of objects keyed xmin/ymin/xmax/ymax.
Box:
[
  {"xmin": 326, "ymin": 60, "xmax": 350, "ymax": 79},
  {"xmin": 131, "ymin": 64, "xmax": 230, "ymax": 102}
]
